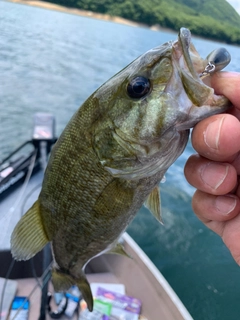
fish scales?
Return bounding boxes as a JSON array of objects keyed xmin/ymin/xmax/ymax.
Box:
[{"xmin": 10, "ymin": 28, "xmax": 231, "ymax": 311}]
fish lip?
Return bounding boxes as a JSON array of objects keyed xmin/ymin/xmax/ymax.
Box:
[{"xmin": 178, "ymin": 28, "xmax": 198, "ymax": 80}]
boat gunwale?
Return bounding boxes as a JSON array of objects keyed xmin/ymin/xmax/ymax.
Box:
[{"xmin": 121, "ymin": 233, "xmax": 193, "ymax": 320}]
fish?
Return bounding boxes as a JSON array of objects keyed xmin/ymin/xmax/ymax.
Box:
[{"xmin": 11, "ymin": 28, "xmax": 231, "ymax": 311}]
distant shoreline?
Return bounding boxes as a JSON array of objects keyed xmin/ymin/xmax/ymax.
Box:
[
  {"xmin": 7, "ymin": 0, "xmax": 162, "ymax": 30},
  {"xmin": 6, "ymin": 0, "xmax": 239, "ymax": 46}
]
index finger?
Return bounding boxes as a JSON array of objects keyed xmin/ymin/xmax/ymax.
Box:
[
  {"xmin": 211, "ymin": 72, "xmax": 240, "ymax": 119},
  {"xmin": 191, "ymin": 72, "xmax": 240, "ymax": 161}
]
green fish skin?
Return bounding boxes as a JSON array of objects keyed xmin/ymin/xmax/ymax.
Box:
[{"xmin": 11, "ymin": 28, "xmax": 231, "ymax": 311}]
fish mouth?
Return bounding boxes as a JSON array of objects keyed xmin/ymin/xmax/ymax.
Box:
[
  {"xmin": 178, "ymin": 28, "xmax": 231, "ymax": 84},
  {"xmin": 177, "ymin": 27, "xmax": 213, "ymax": 107},
  {"xmin": 178, "ymin": 28, "xmax": 199, "ymax": 80},
  {"xmin": 177, "ymin": 28, "xmax": 231, "ymax": 106},
  {"xmin": 174, "ymin": 28, "xmax": 231, "ymax": 131}
]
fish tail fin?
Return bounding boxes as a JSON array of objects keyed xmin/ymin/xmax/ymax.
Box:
[
  {"xmin": 11, "ymin": 200, "xmax": 49, "ymax": 260},
  {"xmin": 76, "ymin": 276, "xmax": 93, "ymax": 311},
  {"xmin": 52, "ymin": 269, "xmax": 93, "ymax": 311}
]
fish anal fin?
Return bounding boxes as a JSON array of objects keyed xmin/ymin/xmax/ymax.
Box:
[
  {"xmin": 52, "ymin": 269, "xmax": 74, "ymax": 292},
  {"xmin": 107, "ymin": 243, "xmax": 132, "ymax": 259},
  {"xmin": 11, "ymin": 200, "xmax": 49, "ymax": 261},
  {"xmin": 52, "ymin": 269, "xmax": 93, "ymax": 312},
  {"xmin": 144, "ymin": 186, "xmax": 163, "ymax": 224}
]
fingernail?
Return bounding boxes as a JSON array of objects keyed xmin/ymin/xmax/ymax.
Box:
[
  {"xmin": 215, "ymin": 195, "xmax": 237, "ymax": 215},
  {"xmin": 204, "ymin": 116, "xmax": 225, "ymax": 149},
  {"xmin": 201, "ymin": 163, "xmax": 229, "ymax": 190}
]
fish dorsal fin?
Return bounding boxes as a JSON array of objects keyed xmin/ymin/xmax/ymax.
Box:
[
  {"xmin": 107, "ymin": 243, "xmax": 132, "ymax": 259},
  {"xmin": 11, "ymin": 200, "xmax": 49, "ymax": 260},
  {"xmin": 144, "ymin": 186, "xmax": 163, "ymax": 224}
]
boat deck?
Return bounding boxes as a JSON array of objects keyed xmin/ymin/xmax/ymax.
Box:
[
  {"xmin": 0, "ymin": 234, "xmax": 193, "ymax": 320},
  {"xmin": 14, "ymin": 273, "xmax": 120, "ymax": 320}
]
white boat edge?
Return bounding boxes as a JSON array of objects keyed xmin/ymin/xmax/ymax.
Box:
[{"xmin": 122, "ymin": 232, "xmax": 194, "ymax": 320}]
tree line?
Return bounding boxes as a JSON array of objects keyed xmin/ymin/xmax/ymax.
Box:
[{"xmin": 43, "ymin": 0, "xmax": 240, "ymax": 45}]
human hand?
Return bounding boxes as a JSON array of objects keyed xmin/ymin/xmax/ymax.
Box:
[{"xmin": 184, "ymin": 72, "xmax": 240, "ymax": 264}]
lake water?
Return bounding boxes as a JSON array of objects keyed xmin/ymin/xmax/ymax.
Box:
[{"xmin": 1, "ymin": 1, "xmax": 240, "ymax": 319}]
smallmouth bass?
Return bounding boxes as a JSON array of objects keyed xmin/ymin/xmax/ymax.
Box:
[{"xmin": 11, "ymin": 28, "xmax": 231, "ymax": 311}]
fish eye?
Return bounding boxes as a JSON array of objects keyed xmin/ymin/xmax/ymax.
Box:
[{"xmin": 127, "ymin": 76, "xmax": 151, "ymax": 99}]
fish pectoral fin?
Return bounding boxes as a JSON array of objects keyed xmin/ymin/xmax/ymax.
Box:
[
  {"xmin": 107, "ymin": 243, "xmax": 132, "ymax": 259},
  {"xmin": 11, "ymin": 200, "xmax": 49, "ymax": 260},
  {"xmin": 144, "ymin": 186, "xmax": 163, "ymax": 224},
  {"xmin": 52, "ymin": 269, "xmax": 93, "ymax": 312}
]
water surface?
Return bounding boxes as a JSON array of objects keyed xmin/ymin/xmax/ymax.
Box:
[{"xmin": 1, "ymin": 2, "xmax": 240, "ymax": 319}]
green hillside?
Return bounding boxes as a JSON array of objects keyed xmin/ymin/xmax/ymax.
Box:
[
  {"xmin": 42, "ymin": 0, "xmax": 240, "ymax": 44},
  {"xmin": 176, "ymin": 0, "xmax": 240, "ymax": 27}
]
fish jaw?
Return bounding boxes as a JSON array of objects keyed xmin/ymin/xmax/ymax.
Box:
[{"xmin": 172, "ymin": 28, "xmax": 231, "ymax": 131}]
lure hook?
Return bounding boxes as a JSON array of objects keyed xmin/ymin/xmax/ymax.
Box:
[
  {"xmin": 199, "ymin": 47, "xmax": 231, "ymax": 79},
  {"xmin": 199, "ymin": 62, "xmax": 216, "ymax": 78}
]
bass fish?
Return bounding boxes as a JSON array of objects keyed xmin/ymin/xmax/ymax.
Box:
[{"xmin": 11, "ymin": 28, "xmax": 231, "ymax": 311}]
